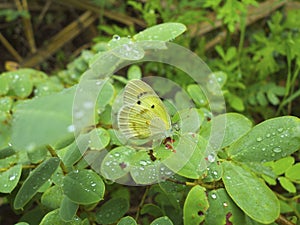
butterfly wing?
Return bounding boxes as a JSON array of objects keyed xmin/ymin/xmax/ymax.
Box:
[
  {"xmin": 118, "ymin": 79, "xmax": 171, "ymax": 140},
  {"xmin": 123, "ymin": 79, "xmax": 157, "ymax": 105}
]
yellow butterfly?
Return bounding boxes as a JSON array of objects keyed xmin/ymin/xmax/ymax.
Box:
[{"xmin": 117, "ymin": 79, "xmax": 172, "ymax": 145}]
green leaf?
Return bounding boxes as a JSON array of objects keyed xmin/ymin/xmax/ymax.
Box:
[
  {"xmin": 150, "ymin": 216, "xmax": 174, "ymax": 225},
  {"xmin": 40, "ymin": 209, "xmax": 82, "ymax": 225},
  {"xmin": 88, "ymin": 128, "xmax": 110, "ymax": 150},
  {"xmin": 183, "ymin": 185, "xmax": 208, "ymax": 225},
  {"xmin": 0, "ymin": 76, "xmax": 9, "ymax": 95},
  {"xmin": 127, "ymin": 65, "xmax": 142, "ymax": 80},
  {"xmin": 59, "ymin": 141, "xmax": 82, "ymax": 167},
  {"xmin": 176, "ymin": 135, "xmax": 207, "ymax": 179},
  {"xmin": 59, "ymin": 196, "xmax": 79, "ymax": 222},
  {"xmin": 101, "ymin": 146, "xmax": 136, "ymax": 181},
  {"xmin": 117, "ymin": 216, "xmax": 137, "ymax": 225},
  {"xmin": 0, "ymin": 164, "xmax": 22, "ymax": 193},
  {"xmin": 63, "ymin": 169, "xmax": 105, "ymax": 204},
  {"xmin": 96, "ymin": 80, "xmax": 114, "ymax": 112},
  {"xmin": 95, "ymin": 198, "xmax": 129, "ymax": 225},
  {"xmin": 273, "ymin": 156, "xmax": 294, "ymax": 175},
  {"xmin": 278, "ymin": 177, "xmax": 296, "ymax": 193},
  {"xmin": 200, "ymin": 113, "xmax": 252, "ymax": 149},
  {"xmin": 41, "ymin": 185, "xmax": 64, "ymax": 209},
  {"xmin": 172, "ymin": 108, "xmax": 201, "ymax": 134},
  {"xmin": 8, "ymin": 73, "xmax": 33, "ymax": 98},
  {"xmin": 201, "ymin": 161, "xmax": 223, "ymax": 182},
  {"xmin": 134, "ymin": 22, "xmax": 186, "ymax": 41},
  {"xmin": 228, "ymin": 116, "xmax": 300, "ymax": 162},
  {"xmin": 27, "ymin": 146, "xmax": 48, "ymax": 164},
  {"xmin": 285, "ymin": 163, "xmax": 300, "ymax": 181},
  {"xmin": 0, "ymin": 97, "xmax": 13, "ymax": 112},
  {"xmin": 187, "ymin": 84, "xmax": 207, "ymax": 106},
  {"xmin": 204, "ymin": 189, "xmax": 245, "ymax": 225},
  {"xmin": 222, "ymin": 161, "xmax": 279, "ymax": 223},
  {"xmin": 14, "ymin": 157, "xmax": 60, "ymax": 209},
  {"xmin": 12, "ymin": 87, "xmax": 75, "ymax": 151},
  {"xmin": 141, "ymin": 204, "xmax": 163, "ymax": 217},
  {"xmin": 226, "ymin": 93, "xmax": 245, "ymax": 111}
]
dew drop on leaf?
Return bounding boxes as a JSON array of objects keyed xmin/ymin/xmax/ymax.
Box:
[
  {"xmin": 256, "ymin": 137, "xmax": 263, "ymax": 142},
  {"xmin": 273, "ymin": 147, "xmax": 282, "ymax": 153}
]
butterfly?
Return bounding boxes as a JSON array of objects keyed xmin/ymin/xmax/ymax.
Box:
[{"xmin": 117, "ymin": 79, "xmax": 172, "ymax": 146}]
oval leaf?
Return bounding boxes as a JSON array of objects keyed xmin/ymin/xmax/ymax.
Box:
[
  {"xmin": 59, "ymin": 195, "xmax": 79, "ymax": 222},
  {"xmin": 117, "ymin": 216, "xmax": 137, "ymax": 225},
  {"xmin": 0, "ymin": 164, "xmax": 22, "ymax": 193},
  {"xmin": 150, "ymin": 216, "xmax": 174, "ymax": 225},
  {"xmin": 228, "ymin": 116, "xmax": 300, "ymax": 162},
  {"xmin": 96, "ymin": 198, "xmax": 129, "ymax": 225},
  {"xmin": 12, "ymin": 87, "xmax": 75, "ymax": 151},
  {"xmin": 40, "ymin": 209, "xmax": 82, "ymax": 225},
  {"xmin": 63, "ymin": 169, "xmax": 105, "ymax": 204},
  {"xmin": 134, "ymin": 23, "xmax": 186, "ymax": 41},
  {"xmin": 222, "ymin": 161, "xmax": 279, "ymax": 223},
  {"xmin": 183, "ymin": 185, "xmax": 208, "ymax": 225},
  {"xmin": 204, "ymin": 189, "xmax": 245, "ymax": 225},
  {"xmin": 14, "ymin": 157, "xmax": 60, "ymax": 209}
]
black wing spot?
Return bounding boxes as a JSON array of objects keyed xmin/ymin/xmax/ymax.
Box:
[
  {"xmin": 137, "ymin": 100, "xmax": 141, "ymax": 105},
  {"xmin": 151, "ymin": 104, "xmax": 155, "ymax": 109}
]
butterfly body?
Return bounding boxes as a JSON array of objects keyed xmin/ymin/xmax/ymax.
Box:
[{"xmin": 118, "ymin": 79, "xmax": 171, "ymax": 143}]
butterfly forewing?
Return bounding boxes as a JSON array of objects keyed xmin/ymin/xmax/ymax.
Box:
[{"xmin": 118, "ymin": 79, "xmax": 172, "ymax": 142}]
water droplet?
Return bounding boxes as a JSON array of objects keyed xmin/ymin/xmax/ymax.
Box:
[
  {"xmin": 223, "ymin": 202, "xmax": 228, "ymax": 207},
  {"xmin": 140, "ymin": 160, "xmax": 147, "ymax": 166},
  {"xmin": 207, "ymin": 154, "xmax": 215, "ymax": 163},
  {"xmin": 67, "ymin": 124, "xmax": 75, "ymax": 132},
  {"xmin": 226, "ymin": 176, "xmax": 231, "ymax": 180},
  {"xmin": 9, "ymin": 174, "xmax": 16, "ymax": 181},
  {"xmin": 211, "ymin": 193, "xmax": 217, "ymax": 199},
  {"xmin": 262, "ymin": 147, "xmax": 266, "ymax": 151},
  {"xmin": 256, "ymin": 137, "xmax": 263, "ymax": 142},
  {"xmin": 277, "ymin": 128, "xmax": 283, "ymax": 133},
  {"xmin": 273, "ymin": 147, "xmax": 282, "ymax": 153},
  {"xmin": 113, "ymin": 34, "xmax": 120, "ymax": 40},
  {"xmin": 74, "ymin": 110, "xmax": 84, "ymax": 119},
  {"xmin": 83, "ymin": 101, "xmax": 93, "ymax": 109},
  {"xmin": 266, "ymin": 133, "xmax": 271, "ymax": 138}
]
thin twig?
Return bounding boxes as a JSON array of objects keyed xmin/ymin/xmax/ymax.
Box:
[
  {"xmin": 15, "ymin": 0, "xmax": 37, "ymax": 53},
  {"xmin": 0, "ymin": 32, "xmax": 23, "ymax": 62},
  {"xmin": 20, "ymin": 10, "xmax": 98, "ymax": 67}
]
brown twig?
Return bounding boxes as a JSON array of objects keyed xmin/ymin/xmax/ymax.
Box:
[
  {"xmin": 53, "ymin": 0, "xmax": 147, "ymax": 27},
  {"xmin": 20, "ymin": 10, "xmax": 98, "ymax": 67},
  {"xmin": 15, "ymin": 0, "xmax": 37, "ymax": 54},
  {"xmin": 0, "ymin": 32, "xmax": 23, "ymax": 62}
]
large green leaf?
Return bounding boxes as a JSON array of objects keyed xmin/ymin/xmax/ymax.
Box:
[
  {"xmin": 183, "ymin": 185, "xmax": 208, "ymax": 225},
  {"xmin": 228, "ymin": 116, "xmax": 300, "ymax": 162},
  {"xmin": 14, "ymin": 157, "xmax": 60, "ymax": 209},
  {"xmin": 150, "ymin": 217, "xmax": 174, "ymax": 225},
  {"xmin": 41, "ymin": 185, "xmax": 64, "ymax": 210},
  {"xmin": 59, "ymin": 196, "xmax": 79, "ymax": 222},
  {"xmin": 117, "ymin": 216, "xmax": 137, "ymax": 225},
  {"xmin": 95, "ymin": 198, "xmax": 129, "ymax": 225},
  {"xmin": 222, "ymin": 161, "xmax": 280, "ymax": 223},
  {"xmin": 0, "ymin": 164, "xmax": 22, "ymax": 193},
  {"xmin": 101, "ymin": 146, "xmax": 136, "ymax": 181},
  {"xmin": 134, "ymin": 23, "xmax": 186, "ymax": 41},
  {"xmin": 203, "ymin": 189, "xmax": 245, "ymax": 225},
  {"xmin": 40, "ymin": 209, "xmax": 82, "ymax": 225},
  {"xmin": 63, "ymin": 169, "xmax": 105, "ymax": 204},
  {"xmin": 200, "ymin": 113, "xmax": 252, "ymax": 149},
  {"xmin": 11, "ymin": 87, "xmax": 75, "ymax": 151}
]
